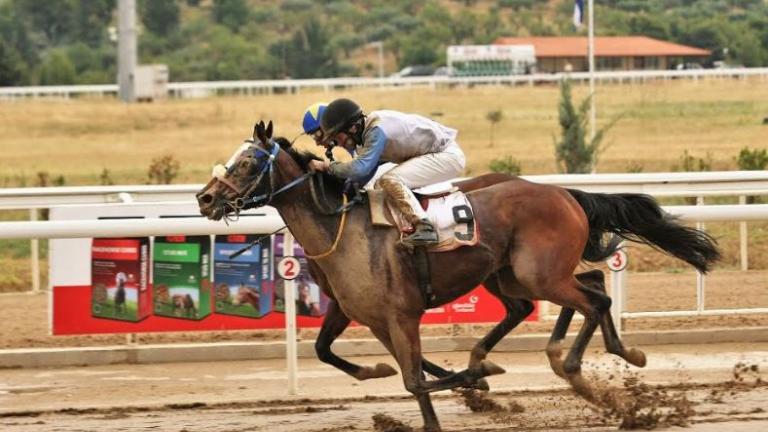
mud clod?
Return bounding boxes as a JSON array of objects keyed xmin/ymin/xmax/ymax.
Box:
[
  {"xmin": 372, "ymin": 413, "xmax": 413, "ymax": 432},
  {"xmin": 455, "ymin": 389, "xmax": 525, "ymax": 425},
  {"xmin": 586, "ymin": 368, "xmax": 694, "ymax": 430}
]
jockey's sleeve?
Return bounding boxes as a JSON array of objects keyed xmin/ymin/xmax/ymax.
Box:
[{"xmin": 328, "ymin": 126, "xmax": 387, "ymax": 183}]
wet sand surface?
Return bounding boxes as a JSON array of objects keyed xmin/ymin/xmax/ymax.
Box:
[{"xmin": 1, "ymin": 343, "xmax": 766, "ymax": 431}]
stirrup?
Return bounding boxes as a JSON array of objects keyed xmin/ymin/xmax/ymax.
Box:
[{"xmin": 402, "ymin": 220, "xmax": 439, "ymax": 247}]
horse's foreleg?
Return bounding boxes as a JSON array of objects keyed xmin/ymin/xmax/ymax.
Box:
[
  {"xmin": 387, "ymin": 314, "xmax": 442, "ymax": 432},
  {"xmin": 315, "ymin": 300, "xmax": 398, "ymax": 380}
]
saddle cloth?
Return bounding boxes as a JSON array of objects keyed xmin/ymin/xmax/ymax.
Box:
[{"xmin": 369, "ymin": 188, "xmax": 479, "ymax": 252}]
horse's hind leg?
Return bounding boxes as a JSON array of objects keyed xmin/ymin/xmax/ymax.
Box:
[
  {"xmin": 558, "ymin": 278, "xmax": 614, "ymax": 402},
  {"xmin": 546, "ymin": 306, "xmax": 576, "ymax": 378},
  {"xmin": 582, "ymin": 270, "xmax": 647, "ymax": 368},
  {"xmin": 315, "ymin": 300, "xmax": 398, "ymax": 380},
  {"xmin": 546, "ymin": 270, "xmax": 626, "ymax": 378}
]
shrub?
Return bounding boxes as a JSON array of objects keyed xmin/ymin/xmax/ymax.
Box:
[
  {"xmin": 672, "ymin": 150, "xmax": 713, "ymax": 172},
  {"xmin": 147, "ymin": 154, "xmax": 180, "ymax": 184},
  {"xmin": 736, "ymin": 147, "xmax": 767, "ymax": 203},
  {"xmin": 99, "ymin": 168, "xmax": 115, "ymax": 186},
  {"xmin": 736, "ymin": 147, "xmax": 768, "ymax": 171},
  {"xmin": 489, "ymin": 156, "xmax": 522, "ymax": 176}
]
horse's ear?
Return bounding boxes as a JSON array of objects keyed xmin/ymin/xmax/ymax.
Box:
[
  {"xmin": 254, "ymin": 121, "xmax": 266, "ymax": 143},
  {"xmin": 266, "ymin": 121, "xmax": 273, "ymax": 139}
]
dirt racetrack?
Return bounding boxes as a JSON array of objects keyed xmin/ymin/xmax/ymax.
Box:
[{"xmin": 1, "ymin": 344, "xmax": 767, "ymax": 432}]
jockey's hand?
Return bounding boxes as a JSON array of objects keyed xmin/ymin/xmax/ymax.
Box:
[{"xmin": 309, "ymin": 159, "xmax": 330, "ymax": 173}]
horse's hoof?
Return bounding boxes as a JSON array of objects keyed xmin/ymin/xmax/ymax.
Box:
[
  {"xmin": 625, "ymin": 348, "xmax": 647, "ymax": 368},
  {"xmin": 354, "ymin": 363, "xmax": 397, "ymax": 380},
  {"xmin": 373, "ymin": 362, "xmax": 399, "ymax": 378},
  {"xmin": 471, "ymin": 378, "xmax": 490, "ymax": 391},
  {"xmin": 480, "ymin": 360, "xmax": 505, "ymax": 377},
  {"xmin": 566, "ymin": 372, "xmax": 596, "ymax": 403}
]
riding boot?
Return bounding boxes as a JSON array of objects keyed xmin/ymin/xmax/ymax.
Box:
[
  {"xmin": 377, "ymin": 176, "xmax": 438, "ymax": 246},
  {"xmin": 403, "ymin": 218, "xmax": 439, "ymax": 247}
]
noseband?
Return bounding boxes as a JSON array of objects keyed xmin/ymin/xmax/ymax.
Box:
[{"xmin": 225, "ymin": 139, "xmax": 313, "ymax": 216}]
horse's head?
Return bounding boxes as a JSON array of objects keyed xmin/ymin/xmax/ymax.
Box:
[{"xmin": 197, "ymin": 120, "xmax": 312, "ymax": 221}]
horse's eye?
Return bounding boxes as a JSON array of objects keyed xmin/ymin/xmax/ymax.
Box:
[{"xmin": 239, "ymin": 159, "xmax": 250, "ymax": 169}]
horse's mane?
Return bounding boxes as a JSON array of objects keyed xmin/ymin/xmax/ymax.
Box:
[{"xmin": 273, "ymin": 137, "xmax": 345, "ymax": 193}]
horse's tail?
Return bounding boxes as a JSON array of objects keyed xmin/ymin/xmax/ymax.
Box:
[{"xmin": 566, "ymin": 189, "xmax": 720, "ymax": 273}]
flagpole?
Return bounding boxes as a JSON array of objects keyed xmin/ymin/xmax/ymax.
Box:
[{"xmin": 588, "ymin": 0, "xmax": 596, "ymax": 143}]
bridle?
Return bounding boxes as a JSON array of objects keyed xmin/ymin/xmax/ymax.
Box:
[
  {"xmin": 219, "ymin": 138, "xmax": 312, "ymax": 221},
  {"xmin": 213, "ymin": 138, "xmax": 358, "ymax": 260}
]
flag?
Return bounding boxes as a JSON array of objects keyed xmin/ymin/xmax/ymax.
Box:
[{"xmin": 573, "ymin": 0, "xmax": 584, "ymax": 28}]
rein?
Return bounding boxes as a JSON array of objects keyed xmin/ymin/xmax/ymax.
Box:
[
  {"xmin": 304, "ymin": 194, "xmax": 349, "ymax": 259},
  {"xmin": 223, "ymin": 139, "xmax": 358, "ymax": 259}
]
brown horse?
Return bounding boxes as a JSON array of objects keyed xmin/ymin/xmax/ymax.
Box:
[{"xmin": 197, "ymin": 121, "xmax": 719, "ymax": 431}]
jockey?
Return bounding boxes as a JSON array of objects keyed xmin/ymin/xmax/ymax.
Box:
[
  {"xmin": 308, "ymin": 98, "xmax": 466, "ymax": 247},
  {"xmin": 301, "ymin": 102, "xmax": 328, "ymax": 146}
]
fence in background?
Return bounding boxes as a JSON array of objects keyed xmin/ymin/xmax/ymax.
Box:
[
  {"xmin": 1, "ymin": 171, "xmax": 767, "ymax": 336},
  {"xmin": 1, "ymin": 67, "xmax": 767, "ymax": 100}
]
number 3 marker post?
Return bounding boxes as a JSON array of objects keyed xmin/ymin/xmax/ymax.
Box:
[
  {"xmin": 280, "ymin": 233, "xmax": 300, "ymax": 395},
  {"xmin": 606, "ymin": 247, "xmax": 628, "ymax": 336}
]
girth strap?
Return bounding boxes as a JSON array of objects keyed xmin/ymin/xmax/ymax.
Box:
[{"xmin": 414, "ymin": 246, "xmax": 435, "ymax": 309}]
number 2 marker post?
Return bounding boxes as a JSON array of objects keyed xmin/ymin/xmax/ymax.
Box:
[{"xmin": 279, "ymin": 233, "xmax": 300, "ymax": 395}]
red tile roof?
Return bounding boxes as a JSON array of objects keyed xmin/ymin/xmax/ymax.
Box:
[{"xmin": 494, "ymin": 36, "xmax": 710, "ymax": 57}]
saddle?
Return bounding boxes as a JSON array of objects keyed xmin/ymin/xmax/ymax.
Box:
[{"xmin": 367, "ymin": 184, "xmax": 479, "ymax": 252}]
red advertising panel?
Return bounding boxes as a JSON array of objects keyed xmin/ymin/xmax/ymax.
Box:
[{"xmin": 52, "ymin": 235, "xmax": 538, "ymax": 335}]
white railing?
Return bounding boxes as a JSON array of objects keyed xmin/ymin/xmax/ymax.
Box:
[
  {"xmin": 1, "ymin": 171, "xmax": 766, "ymax": 333},
  {"xmin": 1, "ymin": 203, "xmax": 766, "ymax": 240},
  {"xmin": 1, "ymin": 67, "xmax": 766, "ymax": 100},
  {"xmin": 3, "ymin": 171, "xmax": 768, "ymax": 210}
]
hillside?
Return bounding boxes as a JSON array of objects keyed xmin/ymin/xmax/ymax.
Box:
[{"xmin": 1, "ymin": 0, "xmax": 767, "ymax": 86}]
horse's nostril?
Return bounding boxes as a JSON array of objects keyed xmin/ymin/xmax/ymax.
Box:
[{"xmin": 200, "ymin": 194, "xmax": 213, "ymax": 205}]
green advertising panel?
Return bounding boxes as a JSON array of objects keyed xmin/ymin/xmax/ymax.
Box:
[{"xmin": 153, "ymin": 236, "xmax": 211, "ymax": 320}]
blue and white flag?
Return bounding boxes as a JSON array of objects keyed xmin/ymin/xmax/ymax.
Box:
[{"xmin": 573, "ymin": 0, "xmax": 584, "ymax": 28}]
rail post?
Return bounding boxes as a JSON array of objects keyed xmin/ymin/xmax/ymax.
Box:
[
  {"xmin": 739, "ymin": 195, "xmax": 748, "ymax": 271},
  {"xmin": 30, "ymin": 208, "xmax": 40, "ymax": 293},
  {"xmin": 696, "ymin": 196, "xmax": 706, "ymax": 312},
  {"xmin": 282, "ymin": 232, "xmax": 299, "ymax": 396}
]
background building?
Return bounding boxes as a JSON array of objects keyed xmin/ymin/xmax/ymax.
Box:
[{"xmin": 495, "ymin": 36, "xmax": 711, "ymax": 73}]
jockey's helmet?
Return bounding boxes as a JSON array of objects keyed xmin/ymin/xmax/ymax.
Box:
[
  {"xmin": 320, "ymin": 98, "xmax": 363, "ymax": 139},
  {"xmin": 302, "ymin": 102, "xmax": 328, "ymax": 134}
]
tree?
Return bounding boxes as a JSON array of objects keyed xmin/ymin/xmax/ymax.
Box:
[
  {"xmin": 0, "ymin": 40, "xmax": 24, "ymax": 86},
  {"xmin": 485, "ymin": 109, "xmax": 503, "ymax": 147},
  {"xmin": 39, "ymin": 51, "xmax": 76, "ymax": 85},
  {"xmin": 213, "ymin": 0, "xmax": 250, "ymax": 32},
  {"xmin": 554, "ymin": 80, "xmax": 619, "ymax": 173},
  {"xmin": 141, "ymin": 0, "xmax": 180, "ymax": 36},
  {"xmin": 72, "ymin": 0, "xmax": 114, "ymax": 46},
  {"xmin": 272, "ymin": 18, "xmax": 340, "ymax": 79},
  {"xmin": 14, "ymin": 0, "xmax": 74, "ymax": 45}
]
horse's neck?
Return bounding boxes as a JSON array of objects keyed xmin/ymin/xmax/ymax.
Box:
[{"xmin": 274, "ymin": 187, "xmax": 342, "ymax": 256}]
